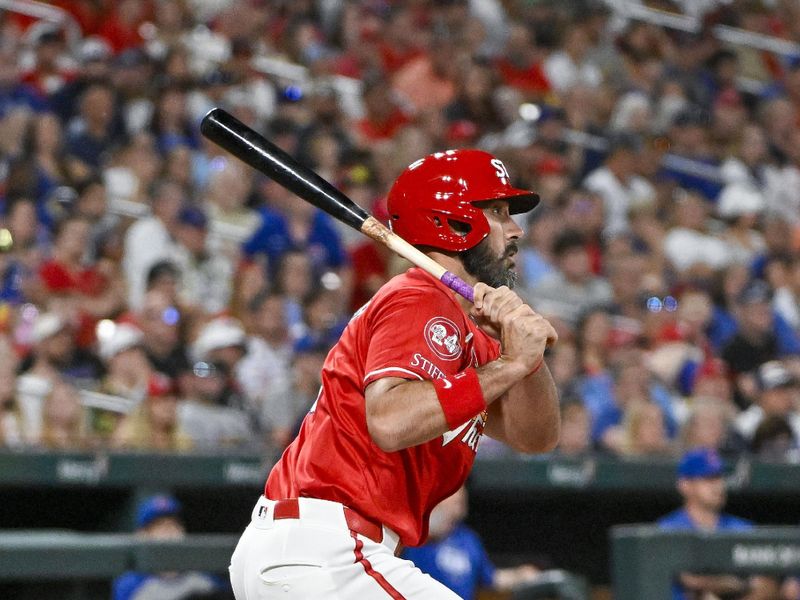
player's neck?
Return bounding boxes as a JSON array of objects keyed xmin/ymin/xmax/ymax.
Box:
[{"xmin": 426, "ymin": 250, "xmax": 478, "ymax": 312}]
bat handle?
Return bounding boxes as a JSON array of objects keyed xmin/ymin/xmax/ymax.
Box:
[
  {"xmin": 361, "ymin": 217, "xmax": 476, "ymax": 303},
  {"xmin": 440, "ymin": 272, "xmax": 475, "ymax": 303}
]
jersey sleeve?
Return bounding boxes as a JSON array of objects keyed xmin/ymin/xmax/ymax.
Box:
[{"xmin": 363, "ymin": 287, "xmax": 469, "ymax": 387}]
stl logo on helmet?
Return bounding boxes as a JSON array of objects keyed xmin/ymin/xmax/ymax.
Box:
[
  {"xmin": 424, "ymin": 317, "xmax": 462, "ymax": 361},
  {"xmin": 490, "ymin": 158, "xmax": 511, "ymax": 184}
]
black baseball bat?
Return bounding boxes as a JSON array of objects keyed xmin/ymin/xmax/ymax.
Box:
[{"xmin": 199, "ymin": 108, "xmax": 475, "ymax": 302}]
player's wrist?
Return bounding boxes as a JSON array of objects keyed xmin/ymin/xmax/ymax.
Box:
[
  {"xmin": 433, "ymin": 368, "xmax": 486, "ymax": 429},
  {"xmin": 497, "ymin": 355, "xmax": 537, "ymax": 379}
]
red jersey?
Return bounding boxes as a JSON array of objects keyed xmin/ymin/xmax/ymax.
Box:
[{"xmin": 266, "ymin": 268, "xmax": 500, "ymax": 546}]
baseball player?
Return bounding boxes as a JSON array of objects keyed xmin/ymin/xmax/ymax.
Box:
[{"xmin": 229, "ymin": 149, "xmax": 560, "ymax": 599}]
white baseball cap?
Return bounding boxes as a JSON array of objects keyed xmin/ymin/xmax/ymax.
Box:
[
  {"xmin": 191, "ymin": 317, "xmax": 246, "ymax": 362},
  {"xmin": 99, "ymin": 323, "xmax": 144, "ymax": 362},
  {"xmin": 717, "ymin": 184, "xmax": 765, "ymax": 218},
  {"xmin": 32, "ymin": 313, "xmax": 67, "ymax": 344}
]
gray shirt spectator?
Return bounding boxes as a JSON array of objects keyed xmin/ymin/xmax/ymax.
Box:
[{"xmin": 529, "ymin": 230, "xmax": 613, "ymax": 327}]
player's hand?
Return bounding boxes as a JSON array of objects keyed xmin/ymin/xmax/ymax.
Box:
[
  {"xmin": 471, "ymin": 284, "xmax": 557, "ymax": 372},
  {"xmin": 470, "ymin": 283, "xmax": 523, "ymax": 339}
]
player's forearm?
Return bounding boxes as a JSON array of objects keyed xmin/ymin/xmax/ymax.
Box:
[
  {"xmin": 365, "ymin": 358, "xmax": 529, "ymax": 452},
  {"xmin": 488, "ymin": 362, "xmax": 560, "ymax": 454}
]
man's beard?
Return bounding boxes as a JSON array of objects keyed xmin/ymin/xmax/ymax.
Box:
[{"xmin": 461, "ymin": 238, "xmax": 518, "ymax": 288}]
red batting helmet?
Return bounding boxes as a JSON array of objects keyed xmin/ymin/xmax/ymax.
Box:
[{"xmin": 387, "ymin": 149, "xmax": 540, "ymax": 252}]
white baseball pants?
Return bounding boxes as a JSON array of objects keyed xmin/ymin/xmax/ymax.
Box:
[{"xmin": 229, "ymin": 496, "xmax": 461, "ymax": 599}]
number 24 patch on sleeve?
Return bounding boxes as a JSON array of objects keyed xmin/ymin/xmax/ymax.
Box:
[{"xmin": 424, "ymin": 317, "xmax": 462, "ymax": 361}]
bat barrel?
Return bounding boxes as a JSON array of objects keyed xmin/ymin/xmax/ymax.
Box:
[{"xmin": 200, "ymin": 108, "xmax": 369, "ymax": 231}]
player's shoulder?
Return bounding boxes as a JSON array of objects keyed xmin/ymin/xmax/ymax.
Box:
[
  {"xmin": 371, "ymin": 268, "xmax": 464, "ymax": 313},
  {"xmin": 381, "ymin": 268, "xmax": 451, "ymax": 293}
]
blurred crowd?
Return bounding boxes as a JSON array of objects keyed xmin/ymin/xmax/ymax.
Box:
[{"xmin": 0, "ymin": 0, "xmax": 799, "ymax": 461}]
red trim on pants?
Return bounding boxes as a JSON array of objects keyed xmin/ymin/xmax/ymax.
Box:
[{"xmin": 351, "ymin": 531, "xmax": 407, "ymax": 600}]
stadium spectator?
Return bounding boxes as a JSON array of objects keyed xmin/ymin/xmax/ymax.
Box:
[
  {"xmin": 0, "ymin": 50, "xmax": 47, "ymax": 114},
  {"xmin": 402, "ymin": 486, "xmax": 541, "ymax": 600},
  {"xmin": 178, "ymin": 358, "xmax": 255, "ymax": 450},
  {"xmin": 392, "ymin": 35, "xmax": 460, "ymax": 114},
  {"xmin": 93, "ymin": 322, "xmax": 151, "ymax": 442},
  {"xmin": 172, "ymin": 205, "xmax": 234, "ymax": 315},
  {"xmin": 494, "ymin": 22, "xmax": 550, "ymax": 98},
  {"xmin": 722, "ymin": 280, "xmax": 800, "ymax": 406},
  {"xmin": 556, "ymin": 398, "xmax": 592, "ymax": 456},
  {"xmin": 716, "ymin": 184, "xmax": 767, "ymax": 266},
  {"xmin": 191, "ymin": 317, "xmax": 247, "ymax": 377},
  {"xmin": 149, "ymin": 83, "xmax": 198, "ymax": 155},
  {"xmin": 50, "ymin": 36, "xmax": 113, "ymax": 124},
  {"xmin": 111, "ymin": 372, "xmax": 191, "ymax": 452},
  {"xmin": 692, "ymin": 358, "xmax": 737, "ymax": 407},
  {"xmin": 529, "ymin": 229, "xmax": 613, "ymax": 328},
  {"xmin": 284, "ymin": 335, "xmax": 328, "ymax": 438},
  {"xmin": 203, "ymin": 158, "xmax": 259, "ymax": 258},
  {"xmin": 98, "ymin": 323, "xmax": 150, "ymax": 398},
  {"xmin": 657, "ymin": 448, "xmax": 779, "ymax": 600},
  {"xmin": 544, "ymin": 23, "xmax": 603, "ymax": 93},
  {"xmin": 348, "ymin": 231, "xmax": 392, "ymax": 312},
  {"xmin": 296, "ymin": 287, "xmax": 348, "ymax": 350},
  {"xmin": 13, "ymin": 111, "xmax": 73, "ymax": 222},
  {"xmin": 37, "ymin": 214, "xmax": 125, "ymax": 347},
  {"xmin": 18, "ymin": 311, "xmax": 102, "ymax": 389},
  {"xmin": 0, "ymin": 195, "xmax": 46, "ymax": 305},
  {"xmin": 445, "ymin": 59, "xmax": 504, "ymax": 137},
  {"xmin": 273, "ymin": 250, "xmax": 315, "ymax": 338},
  {"xmin": 243, "ymin": 184, "xmax": 346, "ymax": 284},
  {"xmin": 751, "ymin": 415, "xmax": 799, "ymax": 462},
  {"xmin": 583, "ymin": 133, "xmax": 656, "ymax": 236},
  {"xmin": 734, "ymin": 361, "xmax": 800, "ymax": 446},
  {"xmin": 236, "ymin": 290, "xmax": 293, "ymax": 447},
  {"xmin": 582, "ymin": 356, "xmax": 677, "ymax": 454},
  {"xmin": 112, "ymin": 494, "xmax": 228, "ymax": 600},
  {"xmin": 621, "ymin": 400, "xmax": 672, "ymax": 457},
  {"xmin": 517, "ymin": 206, "xmax": 558, "ymax": 291},
  {"xmin": 122, "ymin": 179, "xmax": 184, "ymax": 309},
  {"xmin": 21, "ymin": 30, "xmax": 74, "ymax": 99},
  {"xmin": 679, "ymin": 397, "xmax": 742, "ymax": 456},
  {"xmin": 135, "ymin": 290, "xmax": 191, "ymax": 387},
  {"xmin": 662, "ymin": 189, "xmax": 728, "ymax": 276},
  {"xmin": 548, "ymin": 340, "xmax": 580, "ymax": 399},
  {"xmin": 145, "ymin": 261, "xmax": 183, "ymax": 309},
  {"xmin": 105, "ymin": 132, "xmax": 161, "ymax": 209},
  {"xmin": 65, "ymin": 80, "xmax": 122, "ymax": 172},
  {"xmin": 179, "ymin": 317, "xmax": 254, "ymax": 449},
  {"xmin": 38, "ymin": 380, "xmax": 86, "ymax": 450}
]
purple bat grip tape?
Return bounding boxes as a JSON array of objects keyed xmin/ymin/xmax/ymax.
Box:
[{"xmin": 441, "ymin": 271, "xmax": 474, "ymax": 303}]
